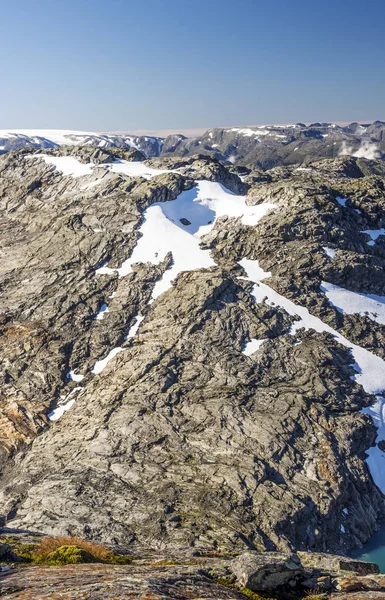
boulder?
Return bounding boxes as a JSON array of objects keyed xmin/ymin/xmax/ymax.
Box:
[
  {"xmin": 298, "ymin": 552, "xmax": 380, "ymax": 576},
  {"xmin": 335, "ymin": 574, "xmax": 385, "ymax": 592},
  {"xmin": 230, "ymin": 551, "xmax": 303, "ymax": 592}
]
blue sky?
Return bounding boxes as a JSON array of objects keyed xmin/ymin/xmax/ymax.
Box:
[{"xmin": 1, "ymin": 0, "xmax": 384, "ymax": 130}]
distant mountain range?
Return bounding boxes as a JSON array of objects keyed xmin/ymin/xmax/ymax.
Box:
[{"xmin": 1, "ymin": 121, "xmax": 385, "ymax": 168}]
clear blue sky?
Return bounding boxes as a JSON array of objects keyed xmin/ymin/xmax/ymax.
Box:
[{"xmin": 1, "ymin": 0, "xmax": 384, "ymax": 131}]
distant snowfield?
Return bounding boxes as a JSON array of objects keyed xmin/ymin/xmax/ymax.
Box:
[
  {"xmin": 240, "ymin": 258, "xmax": 385, "ymax": 493},
  {"xmin": 0, "ymin": 129, "xmax": 164, "ymax": 155},
  {"xmin": 226, "ymin": 127, "xmax": 288, "ymax": 142},
  {"xmin": 0, "ymin": 129, "xmax": 96, "ymax": 145},
  {"xmin": 27, "ymin": 153, "xmax": 170, "ymax": 181}
]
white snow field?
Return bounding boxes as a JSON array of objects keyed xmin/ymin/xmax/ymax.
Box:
[
  {"xmin": 321, "ymin": 281, "xmax": 385, "ymax": 326},
  {"xmin": 0, "ymin": 129, "xmax": 97, "ymax": 145},
  {"xmin": 26, "ymin": 154, "xmax": 170, "ymax": 180},
  {"xmin": 97, "ymin": 180, "xmax": 275, "ymax": 301},
  {"xmin": 27, "ymin": 155, "xmax": 94, "ymax": 177},
  {"xmin": 240, "ymin": 257, "xmax": 385, "ymax": 493}
]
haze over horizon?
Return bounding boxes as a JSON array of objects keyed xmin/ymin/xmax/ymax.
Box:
[{"xmin": 1, "ymin": 0, "xmax": 384, "ymax": 130}]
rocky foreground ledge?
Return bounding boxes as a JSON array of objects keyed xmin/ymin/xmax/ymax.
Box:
[{"xmin": 1, "ymin": 538, "xmax": 385, "ymax": 599}]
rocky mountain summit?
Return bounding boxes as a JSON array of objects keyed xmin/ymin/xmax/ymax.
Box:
[{"xmin": 1, "ymin": 144, "xmax": 385, "ymax": 569}]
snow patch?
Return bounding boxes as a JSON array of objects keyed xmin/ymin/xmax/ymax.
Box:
[
  {"xmin": 48, "ymin": 387, "xmax": 84, "ymax": 421},
  {"xmin": 66, "ymin": 370, "xmax": 84, "ymax": 382},
  {"xmin": 105, "ymin": 181, "xmax": 274, "ymax": 301},
  {"xmin": 321, "ymin": 281, "xmax": 385, "ymax": 326},
  {"xmin": 27, "ymin": 154, "xmax": 170, "ymax": 181},
  {"xmin": 323, "ymin": 247, "xmax": 337, "ymax": 259},
  {"xmin": 107, "ymin": 159, "xmax": 171, "ymax": 180},
  {"xmin": 242, "ymin": 338, "xmax": 265, "ymax": 356},
  {"xmin": 94, "ymin": 303, "xmax": 109, "ymax": 321},
  {"xmin": 125, "ymin": 314, "xmax": 144, "ymax": 339},
  {"xmin": 92, "ymin": 347, "xmax": 124, "ymax": 375},
  {"xmin": 28, "ymin": 155, "xmax": 94, "ymax": 177},
  {"xmin": 239, "ymin": 258, "xmax": 385, "ymax": 395}
]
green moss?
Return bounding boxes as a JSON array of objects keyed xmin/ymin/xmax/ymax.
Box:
[
  {"xmin": 106, "ymin": 554, "xmax": 133, "ymax": 565},
  {"xmin": 0, "ymin": 538, "xmax": 39, "ymax": 563},
  {"xmin": 1, "ymin": 537, "xmax": 133, "ymax": 566},
  {"xmin": 36, "ymin": 545, "xmax": 98, "ymax": 566}
]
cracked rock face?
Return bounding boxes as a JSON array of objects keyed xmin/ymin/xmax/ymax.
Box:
[{"xmin": 0, "ymin": 148, "xmax": 385, "ymax": 556}]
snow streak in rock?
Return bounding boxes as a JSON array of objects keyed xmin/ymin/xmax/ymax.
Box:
[{"xmin": 240, "ymin": 258, "xmax": 385, "ymax": 494}]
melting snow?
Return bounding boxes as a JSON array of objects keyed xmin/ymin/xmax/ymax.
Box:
[
  {"xmin": 106, "ymin": 159, "xmax": 171, "ymax": 180},
  {"xmin": 363, "ymin": 397, "xmax": 385, "ymax": 494},
  {"xmin": 240, "ymin": 257, "xmax": 385, "ymax": 395},
  {"xmin": 28, "ymin": 155, "xmax": 94, "ymax": 177},
  {"xmin": 321, "ymin": 281, "xmax": 385, "ymax": 326}
]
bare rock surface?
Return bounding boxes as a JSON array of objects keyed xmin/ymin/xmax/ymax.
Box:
[
  {"xmin": 0, "ymin": 148, "xmax": 385, "ymax": 561},
  {"xmin": 0, "ymin": 563, "xmax": 245, "ymax": 600}
]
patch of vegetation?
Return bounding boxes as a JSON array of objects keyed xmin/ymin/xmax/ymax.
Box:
[
  {"xmin": 0, "ymin": 537, "xmax": 39, "ymax": 562},
  {"xmin": 240, "ymin": 588, "xmax": 277, "ymax": 600},
  {"xmin": 35, "ymin": 545, "xmax": 97, "ymax": 565},
  {"xmin": 2, "ymin": 536, "xmax": 132, "ymax": 566}
]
